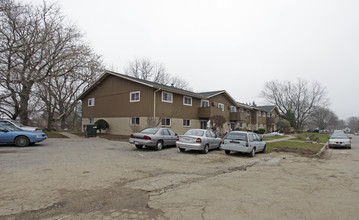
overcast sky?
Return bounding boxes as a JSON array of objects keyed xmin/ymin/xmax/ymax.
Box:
[{"xmin": 29, "ymin": 0, "xmax": 359, "ymax": 120}]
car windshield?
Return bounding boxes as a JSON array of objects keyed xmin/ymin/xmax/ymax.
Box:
[
  {"xmin": 330, "ymin": 135, "xmax": 348, "ymax": 139},
  {"xmin": 8, "ymin": 119, "xmax": 24, "ymax": 127},
  {"xmin": 225, "ymin": 133, "xmax": 248, "ymax": 141},
  {"xmin": 0, "ymin": 123, "xmax": 21, "ymax": 131},
  {"xmin": 141, "ymin": 128, "xmax": 160, "ymax": 134},
  {"xmin": 184, "ymin": 130, "xmax": 204, "ymax": 136}
]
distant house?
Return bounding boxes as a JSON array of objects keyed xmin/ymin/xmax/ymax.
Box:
[{"xmin": 78, "ymin": 71, "xmax": 280, "ymax": 135}]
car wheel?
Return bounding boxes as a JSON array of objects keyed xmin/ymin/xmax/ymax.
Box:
[
  {"xmin": 202, "ymin": 144, "xmax": 209, "ymax": 154},
  {"xmin": 155, "ymin": 141, "xmax": 163, "ymax": 151},
  {"xmin": 225, "ymin": 150, "xmax": 230, "ymax": 155},
  {"xmin": 15, "ymin": 136, "xmax": 30, "ymax": 147},
  {"xmin": 261, "ymin": 145, "xmax": 266, "ymax": 153},
  {"xmin": 348, "ymin": 146, "xmax": 352, "ymax": 149},
  {"xmin": 218, "ymin": 142, "xmax": 222, "ymax": 150},
  {"xmin": 250, "ymin": 148, "xmax": 255, "ymax": 157},
  {"xmin": 179, "ymin": 148, "xmax": 185, "ymax": 152},
  {"xmin": 135, "ymin": 144, "xmax": 143, "ymax": 149}
]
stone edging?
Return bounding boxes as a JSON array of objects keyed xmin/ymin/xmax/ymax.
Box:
[{"xmin": 316, "ymin": 142, "xmax": 328, "ymax": 157}]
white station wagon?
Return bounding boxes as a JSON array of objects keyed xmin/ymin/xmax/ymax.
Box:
[{"xmin": 221, "ymin": 131, "xmax": 266, "ymax": 157}]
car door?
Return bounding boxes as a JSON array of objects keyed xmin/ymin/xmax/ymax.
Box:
[
  {"xmin": 167, "ymin": 129, "xmax": 177, "ymax": 146},
  {"xmin": 0, "ymin": 125, "xmax": 13, "ymax": 143},
  {"xmin": 205, "ymin": 131, "xmax": 213, "ymax": 147},
  {"xmin": 209, "ymin": 130, "xmax": 219, "ymax": 148},
  {"xmin": 161, "ymin": 129, "xmax": 171, "ymax": 146},
  {"xmin": 248, "ymin": 134, "xmax": 256, "ymax": 151},
  {"xmin": 254, "ymin": 133, "xmax": 264, "ymax": 151}
]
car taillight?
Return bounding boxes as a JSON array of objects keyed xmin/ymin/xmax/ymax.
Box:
[
  {"xmin": 176, "ymin": 136, "xmax": 179, "ymax": 141},
  {"xmin": 246, "ymin": 141, "xmax": 248, "ymax": 147},
  {"xmin": 143, "ymin": 136, "xmax": 151, "ymax": 140},
  {"xmin": 196, "ymin": 138, "xmax": 202, "ymax": 143},
  {"xmin": 222, "ymin": 139, "xmax": 225, "ymax": 144},
  {"xmin": 130, "ymin": 134, "xmax": 134, "ymax": 138}
]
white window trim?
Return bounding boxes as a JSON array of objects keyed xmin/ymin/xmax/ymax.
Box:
[
  {"xmin": 161, "ymin": 118, "xmax": 172, "ymax": 126},
  {"xmin": 218, "ymin": 103, "xmax": 224, "ymax": 111},
  {"xmin": 246, "ymin": 110, "xmax": 250, "ymax": 115},
  {"xmin": 88, "ymin": 98, "xmax": 95, "ymax": 107},
  {"xmin": 130, "ymin": 91, "xmax": 140, "ymax": 102},
  {"xmin": 130, "ymin": 117, "xmax": 140, "ymax": 126},
  {"xmin": 162, "ymin": 91, "xmax": 173, "ymax": 103},
  {"xmin": 183, "ymin": 96, "xmax": 192, "ymax": 106},
  {"xmin": 230, "ymin": 106, "xmax": 237, "ymax": 112},
  {"xmin": 183, "ymin": 119, "xmax": 191, "ymax": 127},
  {"xmin": 258, "ymin": 111, "xmax": 261, "ymax": 116},
  {"xmin": 201, "ymin": 100, "xmax": 209, "ymax": 107}
]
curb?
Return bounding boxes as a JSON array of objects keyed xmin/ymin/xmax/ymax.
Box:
[{"xmin": 316, "ymin": 142, "xmax": 328, "ymax": 157}]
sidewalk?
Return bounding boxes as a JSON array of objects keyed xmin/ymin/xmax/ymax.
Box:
[{"xmin": 59, "ymin": 132, "xmax": 84, "ymax": 139}]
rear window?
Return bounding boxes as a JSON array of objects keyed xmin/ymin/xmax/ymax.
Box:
[
  {"xmin": 225, "ymin": 133, "xmax": 248, "ymax": 141},
  {"xmin": 141, "ymin": 128, "xmax": 160, "ymax": 134},
  {"xmin": 184, "ymin": 129, "xmax": 204, "ymax": 136},
  {"xmin": 330, "ymin": 135, "xmax": 348, "ymax": 139}
]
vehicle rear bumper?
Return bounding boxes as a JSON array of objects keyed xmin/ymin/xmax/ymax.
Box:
[
  {"xmin": 129, "ymin": 138, "xmax": 156, "ymax": 147},
  {"xmin": 220, "ymin": 144, "xmax": 252, "ymax": 153},
  {"xmin": 176, "ymin": 142, "xmax": 204, "ymax": 150}
]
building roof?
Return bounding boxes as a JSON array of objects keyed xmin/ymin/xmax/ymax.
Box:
[{"xmin": 257, "ymin": 105, "xmax": 277, "ymax": 112}]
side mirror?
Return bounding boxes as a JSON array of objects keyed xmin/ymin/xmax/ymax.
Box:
[{"xmin": 0, "ymin": 129, "xmax": 8, "ymax": 132}]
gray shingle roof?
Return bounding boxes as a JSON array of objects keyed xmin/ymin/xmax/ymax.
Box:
[{"xmin": 257, "ymin": 105, "xmax": 276, "ymax": 112}]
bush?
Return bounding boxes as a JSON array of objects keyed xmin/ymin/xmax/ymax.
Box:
[
  {"xmin": 95, "ymin": 119, "xmax": 109, "ymax": 133},
  {"xmin": 257, "ymin": 128, "xmax": 266, "ymax": 134}
]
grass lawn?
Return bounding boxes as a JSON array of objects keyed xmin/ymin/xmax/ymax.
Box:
[
  {"xmin": 44, "ymin": 131, "xmax": 69, "ymax": 138},
  {"xmin": 97, "ymin": 133, "xmax": 130, "ymax": 141},
  {"xmin": 266, "ymin": 141, "xmax": 324, "ymax": 153},
  {"xmin": 264, "ymin": 135, "xmax": 288, "ymax": 141},
  {"xmin": 290, "ymin": 132, "xmax": 330, "ymax": 143}
]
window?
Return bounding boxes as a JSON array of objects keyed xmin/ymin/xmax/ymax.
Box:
[
  {"xmin": 239, "ymin": 108, "xmax": 244, "ymax": 113},
  {"xmin": 130, "ymin": 117, "xmax": 140, "ymax": 125},
  {"xmin": 272, "ymin": 114, "xmax": 275, "ymax": 117},
  {"xmin": 206, "ymin": 131, "xmax": 212, "ymax": 138},
  {"xmin": 201, "ymin": 100, "xmax": 209, "ymax": 107},
  {"xmin": 246, "ymin": 110, "xmax": 250, "ymax": 115},
  {"xmin": 130, "ymin": 91, "xmax": 140, "ymax": 102},
  {"xmin": 267, "ymin": 113, "xmax": 270, "ymax": 117},
  {"xmin": 258, "ymin": 111, "xmax": 261, "ymax": 116},
  {"xmin": 161, "ymin": 129, "xmax": 170, "ymax": 135},
  {"xmin": 240, "ymin": 122, "xmax": 243, "ymax": 128},
  {"xmin": 162, "ymin": 92, "xmax": 173, "ymax": 103},
  {"xmin": 218, "ymin": 103, "xmax": 224, "ymax": 111},
  {"xmin": 183, "ymin": 96, "xmax": 192, "ymax": 106},
  {"xmin": 230, "ymin": 106, "xmax": 237, "ymax": 112},
  {"xmin": 183, "ymin": 119, "xmax": 191, "ymax": 127},
  {"xmin": 88, "ymin": 98, "xmax": 95, "ymax": 107},
  {"xmin": 161, "ymin": 118, "xmax": 171, "ymax": 126},
  {"xmin": 89, "ymin": 118, "xmax": 94, "ymax": 124}
]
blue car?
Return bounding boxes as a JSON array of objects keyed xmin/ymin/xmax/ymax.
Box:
[{"xmin": 0, "ymin": 123, "xmax": 47, "ymax": 147}]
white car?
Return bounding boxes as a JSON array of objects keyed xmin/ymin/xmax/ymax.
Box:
[
  {"xmin": 328, "ymin": 133, "xmax": 351, "ymax": 149},
  {"xmin": 221, "ymin": 131, "xmax": 266, "ymax": 157},
  {"xmin": 0, "ymin": 119, "xmax": 42, "ymax": 132}
]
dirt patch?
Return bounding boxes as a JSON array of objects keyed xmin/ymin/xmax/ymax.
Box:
[
  {"xmin": 4, "ymin": 183, "xmax": 162, "ymax": 220},
  {"xmin": 272, "ymin": 147, "xmax": 318, "ymax": 157},
  {"xmin": 45, "ymin": 132, "xmax": 69, "ymax": 138}
]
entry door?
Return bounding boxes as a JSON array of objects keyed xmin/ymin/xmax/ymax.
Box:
[{"xmin": 200, "ymin": 120, "xmax": 207, "ymax": 129}]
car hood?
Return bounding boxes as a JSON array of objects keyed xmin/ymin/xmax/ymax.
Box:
[{"xmin": 20, "ymin": 126, "xmax": 42, "ymax": 132}]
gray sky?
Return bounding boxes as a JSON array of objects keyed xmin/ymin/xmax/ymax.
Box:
[{"xmin": 30, "ymin": 0, "xmax": 359, "ymax": 120}]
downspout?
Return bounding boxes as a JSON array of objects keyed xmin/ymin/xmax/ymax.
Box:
[{"xmin": 153, "ymin": 88, "xmax": 161, "ymax": 118}]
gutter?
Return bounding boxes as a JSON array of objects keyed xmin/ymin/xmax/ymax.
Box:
[{"xmin": 154, "ymin": 88, "xmax": 161, "ymax": 118}]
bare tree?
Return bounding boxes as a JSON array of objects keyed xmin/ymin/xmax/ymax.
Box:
[
  {"xmin": 347, "ymin": 117, "xmax": 359, "ymax": 132},
  {"xmin": 260, "ymin": 79, "xmax": 328, "ymax": 129},
  {"xmin": 170, "ymin": 76, "xmax": 190, "ymax": 90},
  {"xmin": 0, "ymin": 0, "xmax": 102, "ymax": 125},
  {"xmin": 308, "ymin": 107, "xmax": 338, "ymax": 130}
]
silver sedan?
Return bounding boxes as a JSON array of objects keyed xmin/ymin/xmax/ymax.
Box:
[
  {"xmin": 176, "ymin": 129, "xmax": 222, "ymax": 154},
  {"xmin": 129, "ymin": 127, "xmax": 177, "ymax": 151}
]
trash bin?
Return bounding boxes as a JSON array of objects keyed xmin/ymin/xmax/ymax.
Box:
[{"xmin": 85, "ymin": 124, "xmax": 97, "ymax": 137}]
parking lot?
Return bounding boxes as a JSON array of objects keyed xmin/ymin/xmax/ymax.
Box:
[{"xmin": 0, "ymin": 134, "xmax": 359, "ymax": 220}]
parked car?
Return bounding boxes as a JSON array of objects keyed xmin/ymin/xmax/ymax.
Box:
[
  {"xmin": 129, "ymin": 127, "xmax": 177, "ymax": 151},
  {"xmin": 355, "ymin": 131, "xmax": 359, "ymax": 136},
  {"xmin": 176, "ymin": 129, "xmax": 222, "ymax": 154},
  {"xmin": 0, "ymin": 123, "xmax": 47, "ymax": 147},
  {"xmin": 0, "ymin": 119, "xmax": 42, "ymax": 132},
  {"xmin": 220, "ymin": 131, "xmax": 266, "ymax": 157},
  {"xmin": 328, "ymin": 133, "xmax": 351, "ymax": 149}
]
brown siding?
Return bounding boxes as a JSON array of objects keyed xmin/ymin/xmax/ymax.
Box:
[{"xmin": 82, "ymin": 76, "xmax": 154, "ymax": 118}]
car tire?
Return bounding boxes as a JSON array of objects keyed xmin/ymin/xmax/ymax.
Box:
[
  {"xmin": 179, "ymin": 148, "xmax": 185, "ymax": 152},
  {"xmin": 250, "ymin": 148, "xmax": 255, "ymax": 157},
  {"xmin": 202, "ymin": 144, "xmax": 209, "ymax": 154},
  {"xmin": 218, "ymin": 142, "xmax": 222, "ymax": 150},
  {"xmin": 135, "ymin": 144, "xmax": 143, "ymax": 149},
  {"xmin": 261, "ymin": 145, "xmax": 266, "ymax": 153},
  {"xmin": 15, "ymin": 136, "xmax": 30, "ymax": 147},
  {"xmin": 155, "ymin": 141, "xmax": 163, "ymax": 151},
  {"xmin": 225, "ymin": 150, "xmax": 230, "ymax": 155},
  {"xmin": 348, "ymin": 146, "xmax": 352, "ymax": 149}
]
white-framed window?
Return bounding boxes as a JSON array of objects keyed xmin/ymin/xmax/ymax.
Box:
[
  {"xmin": 218, "ymin": 103, "xmax": 224, "ymax": 111},
  {"xmin": 130, "ymin": 117, "xmax": 140, "ymax": 125},
  {"xmin": 89, "ymin": 118, "xmax": 94, "ymax": 124},
  {"xmin": 183, "ymin": 119, "xmax": 191, "ymax": 127},
  {"xmin": 258, "ymin": 111, "xmax": 261, "ymax": 116},
  {"xmin": 267, "ymin": 113, "xmax": 270, "ymax": 117},
  {"xmin": 246, "ymin": 110, "xmax": 250, "ymax": 115},
  {"xmin": 162, "ymin": 91, "xmax": 173, "ymax": 103},
  {"xmin": 272, "ymin": 114, "xmax": 275, "ymax": 117},
  {"xmin": 239, "ymin": 108, "xmax": 244, "ymax": 113},
  {"xmin": 88, "ymin": 98, "xmax": 95, "ymax": 107},
  {"xmin": 239, "ymin": 122, "xmax": 243, "ymax": 128},
  {"xmin": 130, "ymin": 91, "xmax": 140, "ymax": 102},
  {"xmin": 183, "ymin": 96, "xmax": 192, "ymax": 106},
  {"xmin": 201, "ymin": 100, "xmax": 209, "ymax": 107},
  {"xmin": 230, "ymin": 106, "xmax": 237, "ymax": 112},
  {"xmin": 161, "ymin": 118, "xmax": 171, "ymax": 126}
]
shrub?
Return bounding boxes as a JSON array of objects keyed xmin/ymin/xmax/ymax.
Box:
[
  {"xmin": 95, "ymin": 119, "xmax": 109, "ymax": 133},
  {"xmin": 257, "ymin": 128, "xmax": 266, "ymax": 134}
]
